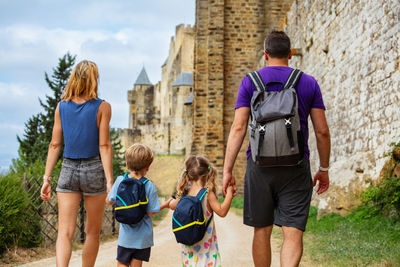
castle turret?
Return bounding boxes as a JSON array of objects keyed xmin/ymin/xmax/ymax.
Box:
[{"xmin": 128, "ymin": 67, "xmax": 155, "ymax": 129}]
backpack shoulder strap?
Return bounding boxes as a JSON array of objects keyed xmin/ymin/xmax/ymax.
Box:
[
  {"xmin": 196, "ymin": 188, "xmax": 207, "ymax": 201},
  {"xmin": 122, "ymin": 173, "xmax": 128, "ymax": 180},
  {"xmin": 139, "ymin": 176, "xmax": 149, "ymax": 185},
  {"xmin": 247, "ymin": 71, "xmax": 265, "ymax": 92},
  {"xmin": 283, "ymin": 69, "xmax": 303, "ymax": 89},
  {"xmin": 206, "ymin": 212, "xmax": 214, "ymax": 228}
]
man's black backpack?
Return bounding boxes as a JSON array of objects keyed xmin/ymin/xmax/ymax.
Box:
[
  {"xmin": 247, "ymin": 69, "xmax": 304, "ymax": 166},
  {"xmin": 172, "ymin": 188, "xmax": 213, "ymax": 245},
  {"xmin": 114, "ymin": 173, "xmax": 149, "ymax": 224}
]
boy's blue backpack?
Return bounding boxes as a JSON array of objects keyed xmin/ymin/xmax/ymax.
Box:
[
  {"xmin": 114, "ymin": 173, "xmax": 149, "ymax": 224},
  {"xmin": 172, "ymin": 188, "xmax": 213, "ymax": 245}
]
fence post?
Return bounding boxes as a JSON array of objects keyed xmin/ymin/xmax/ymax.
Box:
[
  {"xmin": 23, "ymin": 173, "xmax": 27, "ymax": 190},
  {"xmin": 80, "ymin": 197, "xmax": 85, "ymax": 243}
]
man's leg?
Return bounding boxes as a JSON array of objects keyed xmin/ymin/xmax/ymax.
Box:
[
  {"xmin": 281, "ymin": 226, "xmax": 303, "ymax": 267},
  {"xmin": 253, "ymin": 225, "xmax": 273, "ymax": 267}
]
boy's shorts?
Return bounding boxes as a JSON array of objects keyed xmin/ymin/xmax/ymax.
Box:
[
  {"xmin": 243, "ymin": 157, "xmax": 313, "ymax": 231},
  {"xmin": 117, "ymin": 245, "xmax": 151, "ymax": 263},
  {"xmin": 56, "ymin": 156, "xmax": 106, "ymax": 196}
]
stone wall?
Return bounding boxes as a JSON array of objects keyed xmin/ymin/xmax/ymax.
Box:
[
  {"xmin": 282, "ymin": 0, "xmax": 400, "ymax": 214},
  {"xmin": 193, "ymin": 0, "xmax": 293, "ymax": 191}
]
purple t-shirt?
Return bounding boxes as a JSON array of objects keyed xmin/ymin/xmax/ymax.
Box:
[{"xmin": 235, "ymin": 66, "xmax": 325, "ymax": 160}]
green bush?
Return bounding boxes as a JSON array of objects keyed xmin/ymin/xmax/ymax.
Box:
[
  {"xmin": 359, "ymin": 141, "xmax": 400, "ymax": 218},
  {"xmin": 0, "ymin": 175, "xmax": 42, "ymax": 256}
]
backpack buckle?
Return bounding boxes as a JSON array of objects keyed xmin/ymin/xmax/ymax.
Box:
[
  {"xmin": 258, "ymin": 124, "xmax": 266, "ymax": 133},
  {"xmin": 284, "ymin": 118, "xmax": 292, "ymax": 127}
]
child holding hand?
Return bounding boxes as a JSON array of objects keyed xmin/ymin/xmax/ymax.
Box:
[
  {"xmin": 169, "ymin": 155, "xmax": 235, "ymax": 267},
  {"xmin": 107, "ymin": 144, "xmax": 170, "ymax": 267}
]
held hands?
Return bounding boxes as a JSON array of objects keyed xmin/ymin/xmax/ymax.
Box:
[
  {"xmin": 226, "ymin": 184, "xmax": 237, "ymax": 197},
  {"xmin": 160, "ymin": 197, "xmax": 174, "ymax": 210},
  {"xmin": 313, "ymin": 170, "xmax": 329, "ymax": 194},
  {"xmin": 222, "ymin": 171, "xmax": 237, "ymax": 197}
]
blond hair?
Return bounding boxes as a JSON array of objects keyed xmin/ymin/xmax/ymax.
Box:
[
  {"xmin": 176, "ymin": 155, "xmax": 217, "ymax": 198},
  {"xmin": 125, "ymin": 143, "xmax": 154, "ymax": 172},
  {"xmin": 62, "ymin": 60, "xmax": 99, "ymax": 101}
]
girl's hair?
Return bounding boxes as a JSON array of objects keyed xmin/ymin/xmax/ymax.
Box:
[
  {"xmin": 62, "ymin": 60, "xmax": 99, "ymax": 101},
  {"xmin": 176, "ymin": 155, "xmax": 218, "ymax": 198}
]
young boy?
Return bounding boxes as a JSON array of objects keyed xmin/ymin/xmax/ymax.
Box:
[{"xmin": 107, "ymin": 143, "xmax": 170, "ymax": 267}]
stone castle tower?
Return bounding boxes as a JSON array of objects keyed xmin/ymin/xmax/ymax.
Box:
[
  {"xmin": 120, "ymin": 24, "xmax": 194, "ymax": 156},
  {"xmin": 122, "ymin": 0, "xmax": 400, "ymax": 214},
  {"xmin": 128, "ymin": 67, "xmax": 158, "ymax": 129},
  {"xmin": 190, "ymin": 0, "xmax": 400, "ymax": 213},
  {"xmin": 191, "ymin": 0, "xmax": 295, "ymax": 194}
]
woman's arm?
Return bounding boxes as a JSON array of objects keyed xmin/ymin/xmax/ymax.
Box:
[
  {"xmin": 207, "ymin": 186, "xmax": 234, "ymax": 218},
  {"xmin": 41, "ymin": 104, "xmax": 63, "ymax": 201},
  {"xmin": 98, "ymin": 101, "xmax": 113, "ymax": 193}
]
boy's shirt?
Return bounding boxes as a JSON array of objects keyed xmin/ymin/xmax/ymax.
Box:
[{"xmin": 108, "ymin": 174, "xmax": 160, "ymax": 249}]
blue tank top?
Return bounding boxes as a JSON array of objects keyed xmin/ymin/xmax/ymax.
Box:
[{"xmin": 59, "ymin": 98, "xmax": 104, "ymax": 159}]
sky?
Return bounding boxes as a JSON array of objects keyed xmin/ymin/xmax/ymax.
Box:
[{"xmin": 0, "ymin": 0, "xmax": 195, "ymax": 172}]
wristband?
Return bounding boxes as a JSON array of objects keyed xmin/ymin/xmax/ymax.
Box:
[
  {"xmin": 319, "ymin": 166, "xmax": 329, "ymax": 172},
  {"xmin": 43, "ymin": 175, "xmax": 52, "ymax": 183}
]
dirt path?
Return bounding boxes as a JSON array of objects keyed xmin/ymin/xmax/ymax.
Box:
[{"xmin": 23, "ymin": 210, "xmax": 281, "ymax": 267}]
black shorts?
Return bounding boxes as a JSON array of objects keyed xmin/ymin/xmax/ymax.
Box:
[
  {"xmin": 117, "ymin": 245, "xmax": 151, "ymax": 263},
  {"xmin": 243, "ymin": 157, "xmax": 313, "ymax": 231}
]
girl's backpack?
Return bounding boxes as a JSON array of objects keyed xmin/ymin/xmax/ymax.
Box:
[
  {"xmin": 114, "ymin": 173, "xmax": 149, "ymax": 224},
  {"xmin": 172, "ymin": 188, "xmax": 213, "ymax": 245}
]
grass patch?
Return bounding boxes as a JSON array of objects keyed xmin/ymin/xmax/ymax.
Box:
[{"xmin": 304, "ymin": 206, "xmax": 400, "ymax": 266}]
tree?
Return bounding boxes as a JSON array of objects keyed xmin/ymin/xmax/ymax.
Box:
[
  {"xmin": 39, "ymin": 53, "xmax": 76, "ymax": 144},
  {"xmin": 110, "ymin": 128, "xmax": 125, "ymax": 179},
  {"xmin": 14, "ymin": 53, "xmax": 76, "ymax": 176}
]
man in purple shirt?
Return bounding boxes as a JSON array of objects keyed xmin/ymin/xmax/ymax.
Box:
[{"xmin": 223, "ymin": 31, "xmax": 331, "ymax": 266}]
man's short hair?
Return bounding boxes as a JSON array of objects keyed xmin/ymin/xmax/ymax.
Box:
[
  {"xmin": 125, "ymin": 143, "xmax": 154, "ymax": 172},
  {"xmin": 264, "ymin": 31, "xmax": 291, "ymax": 58}
]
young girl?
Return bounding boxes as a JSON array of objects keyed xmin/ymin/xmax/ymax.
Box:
[{"xmin": 169, "ymin": 155, "xmax": 235, "ymax": 267}]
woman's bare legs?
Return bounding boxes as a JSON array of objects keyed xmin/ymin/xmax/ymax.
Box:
[
  {"xmin": 56, "ymin": 192, "xmax": 81, "ymax": 267},
  {"xmin": 82, "ymin": 193, "xmax": 106, "ymax": 267}
]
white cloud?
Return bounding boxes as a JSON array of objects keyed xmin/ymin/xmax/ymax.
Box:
[{"xmin": 0, "ymin": 0, "xmax": 195, "ymax": 171}]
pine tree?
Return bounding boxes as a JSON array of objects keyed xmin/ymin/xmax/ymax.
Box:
[
  {"xmin": 16, "ymin": 53, "xmax": 76, "ymax": 169},
  {"xmin": 110, "ymin": 128, "xmax": 125, "ymax": 179},
  {"xmin": 39, "ymin": 53, "xmax": 76, "ymax": 148}
]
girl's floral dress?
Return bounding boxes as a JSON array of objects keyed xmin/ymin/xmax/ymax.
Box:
[{"xmin": 181, "ymin": 194, "xmax": 221, "ymax": 267}]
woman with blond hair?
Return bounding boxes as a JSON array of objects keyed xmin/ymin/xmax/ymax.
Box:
[{"xmin": 40, "ymin": 60, "xmax": 113, "ymax": 267}]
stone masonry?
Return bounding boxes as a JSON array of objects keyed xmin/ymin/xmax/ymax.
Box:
[
  {"xmin": 192, "ymin": 0, "xmax": 293, "ymax": 193},
  {"xmin": 192, "ymin": 0, "xmax": 400, "ymax": 212},
  {"xmin": 122, "ymin": 0, "xmax": 400, "ymax": 214},
  {"xmin": 120, "ymin": 24, "xmax": 194, "ymax": 156},
  {"xmin": 283, "ymin": 0, "xmax": 400, "ymax": 214}
]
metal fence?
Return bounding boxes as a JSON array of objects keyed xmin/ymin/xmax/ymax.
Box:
[{"xmin": 23, "ymin": 175, "xmax": 117, "ymax": 246}]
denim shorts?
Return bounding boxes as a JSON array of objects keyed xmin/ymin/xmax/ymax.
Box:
[{"xmin": 56, "ymin": 156, "xmax": 107, "ymax": 196}]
